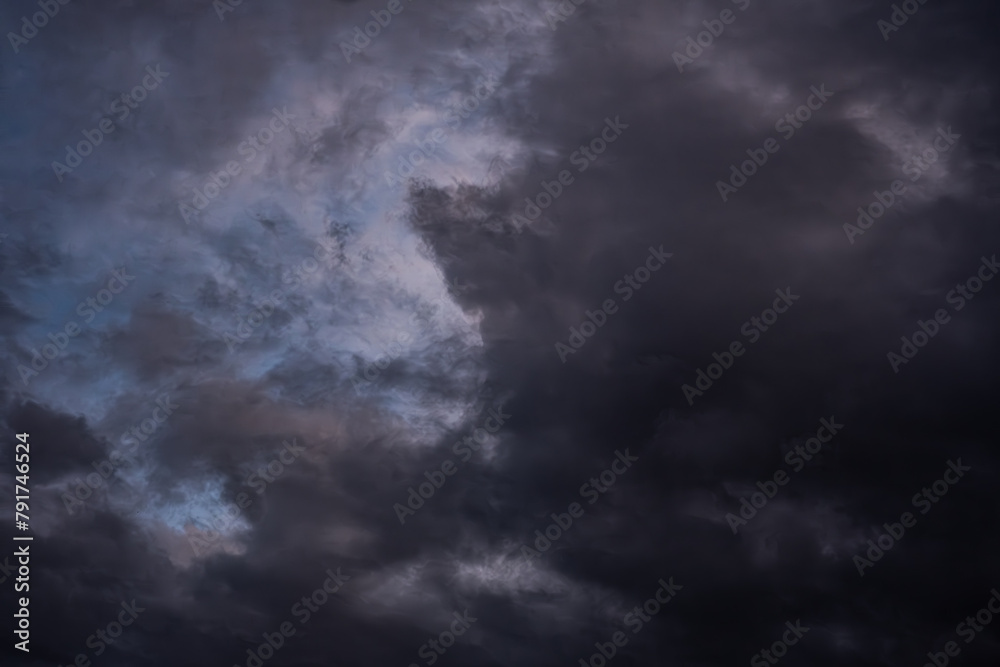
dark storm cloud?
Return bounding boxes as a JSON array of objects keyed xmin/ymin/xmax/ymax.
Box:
[{"xmin": 1, "ymin": 0, "xmax": 998, "ymax": 665}]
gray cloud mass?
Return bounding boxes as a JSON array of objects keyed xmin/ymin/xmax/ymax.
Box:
[{"xmin": 1, "ymin": 0, "xmax": 999, "ymax": 665}]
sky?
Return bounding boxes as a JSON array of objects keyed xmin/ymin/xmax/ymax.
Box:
[{"xmin": 1, "ymin": 0, "xmax": 999, "ymax": 665}]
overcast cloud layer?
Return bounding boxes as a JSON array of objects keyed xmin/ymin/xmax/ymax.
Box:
[{"xmin": 2, "ymin": 0, "xmax": 999, "ymax": 665}]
